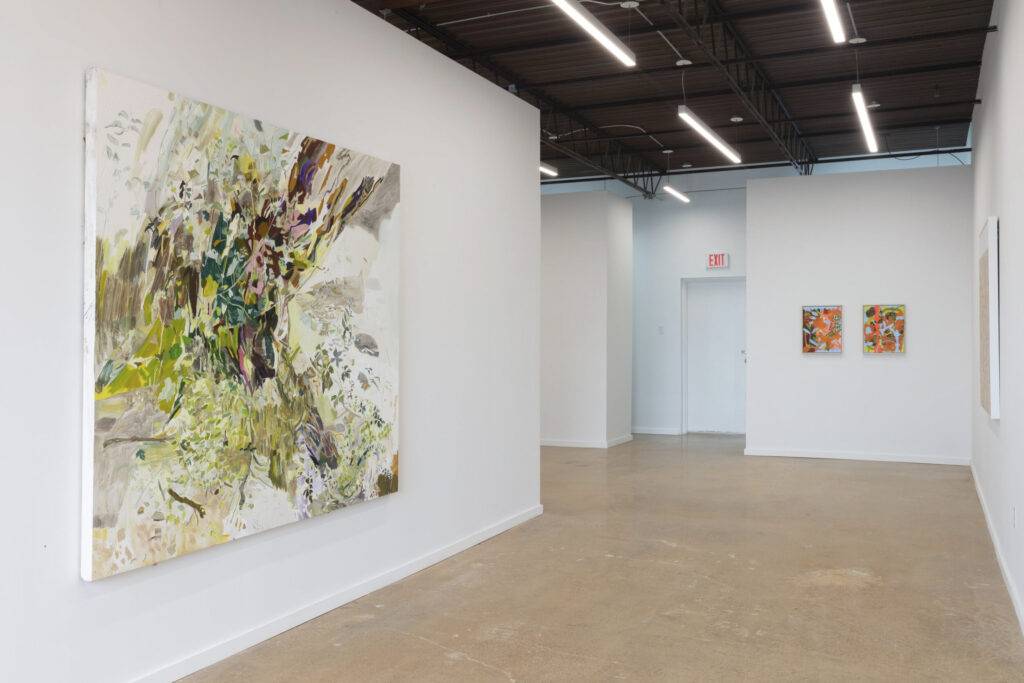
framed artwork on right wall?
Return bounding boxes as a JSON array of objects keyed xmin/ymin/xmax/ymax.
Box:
[
  {"xmin": 979, "ymin": 216, "xmax": 1000, "ymax": 419},
  {"xmin": 802, "ymin": 305, "xmax": 843, "ymax": 353},
  {"xmin": 863, "ymin": 305, "xmax": 906, "ymax": 353}
]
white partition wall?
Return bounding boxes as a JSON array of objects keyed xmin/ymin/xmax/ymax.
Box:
[
  {"xmin": 632, "ymin": 185, "xmax": 749, "ymax": 435},
  {"xmin": 541, "ymin": 192, "xmax": 633, "ymax": 448},
  {"xmin": 0, "ymin": 1, "xmax": 541, "ymax": 680},
  {"xmin": 971, "ymin": 0, "xmax": 1024, "ymax": 634},
  {"xmin": 606, "ymin": 196, "xmax": 635, "ymax": 446},
  {"xmin": 746, "ymin": 167, "xmax": 973, "ymax": 465}
]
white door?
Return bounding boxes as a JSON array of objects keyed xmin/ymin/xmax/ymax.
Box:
[{"xmin": 685, "ymin": 279, "xmax": 746, "ymax": 433}]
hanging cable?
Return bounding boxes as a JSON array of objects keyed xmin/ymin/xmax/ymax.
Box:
[
  {"xmin": 544, "ymin": 123, "xmax": 666, "ymax": 147},
  {"xmin": 634, "ymin": 6, "xmax": 688, "ymax": 62},
  {"xmin": 627, "ymin": 1, "xmax": 631, "ymax": 49},
  {"xmin": 845, "ymin": 2, "xmax": 866, "ymax": 43},
  {"xmin": 436, "ymin": 5, "xmax": 549, "ymax": 27}
]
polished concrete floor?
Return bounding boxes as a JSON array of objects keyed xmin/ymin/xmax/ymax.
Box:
[{"xmin": 187, "ymin": 435, "xmax": 1024, "ymax": 681}]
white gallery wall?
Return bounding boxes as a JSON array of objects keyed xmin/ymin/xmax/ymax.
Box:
[
  {"xmin": 746, "ymin": 167, "xmax": 973, "ymax": 465},
  {"xmin": 0, "ymin": 2, "xmax": 540, "ymax": 681},
  {"xmin": 541, "ymin": 192, "xmax": 633, "ymax": 447},
  {"xmin": 632, "ymin": 184, "xmax": 748, "ymax": 434},
  {"xmin": 971, "ymin": 0, "xmax": 1024, "ymax": 632},
  {"xmin": 551, "ymin": 162, "xmax": 976, "ymax": 440},
  {"xmin": 606, "ymin": 197, "xmax": 635, "ymax": 445}
]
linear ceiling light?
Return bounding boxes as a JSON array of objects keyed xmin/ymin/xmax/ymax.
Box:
[
  {"xmin": 663, "ymin": 185, "xmax": 691, "ymax": 204},
  {"xmin": 819, "ymin": 0, "xmax": 847, "ymax": 44},
  {"xmin": 549, "ymin": 0, "xmax": 637, "ymax": 67},
  {"xmin": 539, "ymin": 162, "xmax": 559, "ymax": 177},
  {"xmin": 851, "ymin": 83, "xmax": 879, "ymax": 153},
  {"xmin": 677, "ymin": 106, "xmax": 742, "ymax": 164}
]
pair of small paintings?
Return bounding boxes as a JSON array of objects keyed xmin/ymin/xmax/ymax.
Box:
[{"xmin": 802, "ymin": 305, "xmax": 905, "ymax": 354}]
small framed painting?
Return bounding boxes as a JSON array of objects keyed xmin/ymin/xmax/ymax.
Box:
[
  {"xmin": 863, "ymin": 305, "xmax": 906, "ymax": 353},
  {"xmin": 802, "ymin": 305, "xmax": 843, "ymax": 353}
]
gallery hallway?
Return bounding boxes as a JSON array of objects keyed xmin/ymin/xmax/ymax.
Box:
[{"xmin": 188, "ymin": 436, "xmax": 1024, "ymax": 681}]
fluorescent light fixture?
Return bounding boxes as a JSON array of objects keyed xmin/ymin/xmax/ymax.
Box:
[
  {"xmin": 819, "ymin": 0, "xmax": 847, "ymax": 43},
  {"xmin": 851, "ymin": 83, "xmax": 879, "ymax": 153},
  {"xmin": 677, "ymin": 105, "xmax": 742, "ymax": 164},
  {"xmin": 663, "ymin": 185, "xmax": 691, "ymax": 204},
  {"xmin": 539, "ymin": 162, "xmax": 559, "ymax": 177},
  {"xmin": 549, "ymin": 0, "xmax": 637, "ymax": 67}
]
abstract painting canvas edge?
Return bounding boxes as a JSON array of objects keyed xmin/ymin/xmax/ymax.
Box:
[
  {"xmin": 980, "ymin": 216, "xmax": 1000, "ymax": 419},
  {"xmin": 82, "ymin": 67, "xmax": 100, "ymax": 581}
]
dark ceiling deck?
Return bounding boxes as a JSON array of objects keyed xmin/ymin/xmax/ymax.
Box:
[{"xmin": 353, "ymin": 0, "xmax": 994, "ymax": 181}]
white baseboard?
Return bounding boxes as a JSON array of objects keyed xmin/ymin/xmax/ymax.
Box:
[
  {"xmin": 541, "ymin": 436, "xmax": 633, "ymax": 448},
  {"xmin": 136, "ymin": 504, "xmax": 544, "ymax": 682},
  {"xmin": 631, "ymin": 427, "xmax": 685, "ymax": 436},
  {"xmin": 541, "ymin": 438, "xmax": 607, "ymax": 448},
  {"xmin": 606, "ymin": 434, "xmax": 633, "ymax": 447},
  {"xmin": 743, "ymin": 447, "xmax": 970, "ymax": 466},
  {"xmin": 971, "ymin": 463, "xmax": 1024, "ymax": 637},
  {"xmin": 690, "ymin": 430, "xmax": 745, "ymax": 436}
]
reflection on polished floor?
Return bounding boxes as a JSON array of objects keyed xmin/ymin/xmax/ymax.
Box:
[{"xmin": 188, "ymin": 435, "xmax": 1024, "ymax": 681}]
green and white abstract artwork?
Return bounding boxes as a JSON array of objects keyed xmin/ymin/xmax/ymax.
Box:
[{"xmin": 83, "ymin": 69, "xmax": 400, "ymax": 580}]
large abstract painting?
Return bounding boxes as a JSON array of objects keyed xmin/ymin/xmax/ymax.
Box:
[
  {"xmin": 863, "ymin": 305, "xmax": 905, "ymax": 353},
  {"xmin": 802, "ymin": 306, "xmax": 843, "ymax": 354},
  {"xmin": 82, "ymin": 70, "xmax": 401, "ymax": 580},
  {"xmin": 979, "ymin": 217, "xmax": 1000, "ymax": 419}
]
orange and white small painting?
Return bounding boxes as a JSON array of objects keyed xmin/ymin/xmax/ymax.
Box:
[
  {"xmin": 802, "ymin": 306, "xmax": 843, "ymax": 353},
  {"xmin": 863, "ymin": 305, "xmax": 906, "ymax": 353}
]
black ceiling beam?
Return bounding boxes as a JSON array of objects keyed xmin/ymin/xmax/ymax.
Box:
[
  {"xmin": 451, "ymin": 22, "xmax": 679, "ymax": 59},
  {"xmin": 446, "ymin": 0, "xmax": 881, "ymax": 60},
  {"xmin": 575, "ymin": 106, "xmax": 979, "ymax": 143},
  {"xmin": 388, "ymin": 7, "xmax": 666, "ymax": 196},
  {"xmin": 541, "ymin": 147, "xmax": 972, "ymax": 186},
  {"xmin": 736, "ymin": 117, "xmax": 973, "ymax": 141},
  {"xmin": 570, "ymin": 60, "xmax": 981, "ymax": 112},
  {"xmin": 542, "ymin": 118, "xmax": 973, "ymax": 160},
  {"xmin": 775, "ymin": 99, "xmax": 982, "ymax": 126},
  {"xmin": 530, "ymin": 26, "xmax": 996, "ymax": 89},
  {"xmin": 724, "ymin": 25, "xmax": 996, "ymax": 67}
]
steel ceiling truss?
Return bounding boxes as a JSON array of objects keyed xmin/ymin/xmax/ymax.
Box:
[
  {"xmin": 588, "ymin": 115, "xmax": 975, "ymax": 145},
  {"xmin": 390, "ymin": 8, "xmax": 665, "ymax": 197},
  {"xmin": 658, "ymin": 0, "xmax": 817, "ymax": 174},
  {"xmin": 555, "ymin": 118, "xmax": 973, "ymax": 165},
  {"xmin": 540, "ymin": 111, "xmax": 664, "ymax": 197},
  {"xmin": 565, "ymin": 61, "xmax": 982, "ymax": 112}
]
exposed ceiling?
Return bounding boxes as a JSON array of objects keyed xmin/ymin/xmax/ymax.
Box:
[{"xmin": 351, "ymin": 0, "xmax": 994, "ymax": 192}]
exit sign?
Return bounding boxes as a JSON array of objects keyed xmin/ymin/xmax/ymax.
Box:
[{"xmin": 707, "ymin": 252, "xmax": 730, "ymax": 269}]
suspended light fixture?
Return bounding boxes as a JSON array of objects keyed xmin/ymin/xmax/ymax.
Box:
[
  {"xmin": 818, "ymin": 0, "xmax": 847, "ymax": 44},
  {"xmin": 663, "ymin": 185, "xmax": 691, "ymax": 204},
  {"xmin": 539, "ymin": 162, "xmax": 559, "ymax": 177},
  {"xmin": 549, "ymin": 0, "xmax": 637, "ymax": 67},
  {"xmin": 677, "ymin": 106, "xmax": 742, "ymax": 164},
  {"xmin": 660, "ymin": 149, "xmax": 690, "ymax": 204},
  {"xmin": 851, "ymin": 83, "xmax": 879, "ymax": 153}
]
